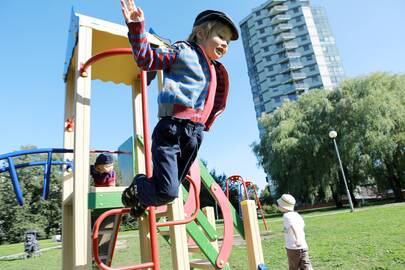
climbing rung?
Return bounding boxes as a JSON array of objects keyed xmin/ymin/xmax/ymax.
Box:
[
  {"xmin": 188, "ymin": 244, "xmax": 201, "ymax": 253},
  {"xmin": 189, "ymin": 259, "xmax": 215, "ymax": 269},
  {"xmin": 155, "ymin": 205, "xmax": 169, "ymax": 218},
  {"xmin": 159, "ymin": 229, "xmax": 170, "ymax": 236},
  {"xmin": 97, "ymin": 229, "xmax": 114, "ymax": 235}
]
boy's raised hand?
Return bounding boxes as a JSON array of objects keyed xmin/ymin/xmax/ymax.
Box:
[{"xmin": 121, "ymin": 0, "xmax": 144, "ymax": 22}]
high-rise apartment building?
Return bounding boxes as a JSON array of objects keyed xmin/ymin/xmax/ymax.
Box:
[{"xmin": 240, "ymin": 0, "xmax": 345, "ymax": 130}]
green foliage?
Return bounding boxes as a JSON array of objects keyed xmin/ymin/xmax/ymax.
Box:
[
  {"xmin": 0, "ymin": 146, "xmax": 62, "ymax": 244},
  {"xmin": 254, "ymin": 73, "xmax": 405, "ymax": 205}
]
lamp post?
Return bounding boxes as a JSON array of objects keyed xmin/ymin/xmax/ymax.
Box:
[{"xmin": 328, "ymin": 130, "xmax": 354, "ymax": 212}]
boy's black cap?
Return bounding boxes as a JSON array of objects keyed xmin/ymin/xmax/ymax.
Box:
[
  {"xmin": 193, "ymin": 10, "xmax": 239, "ymax": 41},
  {"xmin": 95, "ymin": 153, "xmax": 113, "ymax": 165}
]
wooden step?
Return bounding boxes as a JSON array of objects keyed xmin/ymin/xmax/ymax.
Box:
[
  {"xmin": 159, "ymin": 229, "xmax": 170, "ymax": 236},
  {"xmin": 189, "ymin": 259, "xmax": 215, "ymax": 269},
  {"xmin": 188, "ymin": 244, "xmax": 201, "ymax": 253}
]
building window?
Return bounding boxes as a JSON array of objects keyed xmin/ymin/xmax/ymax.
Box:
[
  {"xmin": 257, "ymin": 19, "xmax": 263, "ymax": 25},
  {"xmin": 309, "ymin": 65, "xmax": 316, "ymax": 71},
  {"xmin": 270, "ymin": 76, "xmax": 276, "ymax": 82},
  {"xmin": 293, "ymin": 7, "xmax": 299, "ymax": 13},
  {"xmin": 298, "ymin": 25, "xmax": 304, "ymax": 31},
  {"xmin": 265, "ymin": 56, "xmax": 272, "ymax": 61},
  {"xmin": 306, "ymin": 54, "xmax": 313, "ymax": 61},
  {"xmin": 263, "ymin": 46, "xmax": 269, "ymax": 52},
  {"xmin": 288, "ymin": 94, "xmax": 298, "ymax": 101},
  {"xmin": 274, "ymin": 97, "xmax": 281, "ymax": 102},
  {"xmin": 296, "ymin": 16, "xmax": 302, "ymax": 22},
  {"xmin": 303, "ymin": 44, "xmax": 310, "ymax": 51},
  {"xmin": 259, "ymin": 28, "xmax": 265, "ymax": 34},
  {"xmin": 261, "ymin": 37, "xmax": 267, "ymax": 43},
  {"xmin": 300, "ymin": 35, "xmax": 307, "ymax": 41},
  {"xmin": 267, "ymin": 65, "xmax": 274, "ymax": 71}
]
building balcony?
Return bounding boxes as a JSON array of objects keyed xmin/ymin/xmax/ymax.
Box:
[
  {"xmin": 283, "ymin": 41, "xmax": 298, "ymax": 50},
  {"xmin": 273, "ymin": 23, "xmax": 292, "ymax": 34},
  {"xmin": 281, "ymin": 73, "xmax": 306, "ymax": 84},
  {"xmin": 277, "ymin": 52, "xmax": 301, "ymax": 64},
  {"xmin": 283, "ymin": 83, "xmax": 308, "ymax": 94},
  {"xmin": 275, "ymin": 33, "xmax": 296, "ymax": 43},
  {"xmin": 293, "ymin": 82, "xmax": 309, "ymax": 92},
  {"xmin": 280, "ymin": 62, "xmax": 304, "ymax": 73},
  {"xmin": 269, "ymin": 5, "xmax": 288, "ymax": 16},
  {"xmin": 291, "ymin": 72, "xmax": 306, "ymax": 80},
  {"xmin": 266, "ymin": 0, "xmax": 287, "ymax": 8},
  {"xmin": 271, "ymin": 15, "xmax": 291, "ymax": 25}
]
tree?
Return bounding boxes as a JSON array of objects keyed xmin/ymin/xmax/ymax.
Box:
[
  {"xmin": 0, "ymin": 146, "xmax": 63, "ymax": 244},
  {"xmin": 254, "ymin": 73, "xmax": 405, "ymax": 206}
]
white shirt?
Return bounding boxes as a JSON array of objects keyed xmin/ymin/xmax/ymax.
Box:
[{"xmin": 283, "ymin": 211, "xmax": 308, "ymax": 250}]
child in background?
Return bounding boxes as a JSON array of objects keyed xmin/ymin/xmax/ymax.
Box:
[
  {"xmin": 277, "ymin": 194, "xmax": 313, "ymax": 270},
  {"xmin": 120, "ymin": 0, "xmax": 239, "ymax": 217},
  {"xmin": 90, "ymin": 153, "xmax": 116, "ymax": 187}
]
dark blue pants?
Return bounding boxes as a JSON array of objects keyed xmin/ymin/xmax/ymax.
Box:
[{"xmin": 136, "ymin": 117, "xmax": 204, "ymax": 206}]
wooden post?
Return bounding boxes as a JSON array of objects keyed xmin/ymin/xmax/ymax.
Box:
[
  {"xmin": 62, "ymin": 66, "xmax": 75, "ymax": 270},
  {"xmin": 167, "ymin": 188, "xmax": 190, "ymax": 270},
  {"xmin": 72, "ymin": 25, "xmax": 93, "ymax": 269},
  {"xmin": 240, "ymin": 200, "xmax": 265, "ymax": 270},
  {"xmin": 131, "ymin": 79, "xmax": 146, "ymax": 179}
]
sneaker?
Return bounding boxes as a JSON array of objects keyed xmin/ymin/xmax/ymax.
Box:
[
  {"xmin": 130, "ymin": 203, "xmax": 147, "ymax": 218},
  {"xmin": 121, "ymin": 174, "xmax": 145, "ymax": 208}
]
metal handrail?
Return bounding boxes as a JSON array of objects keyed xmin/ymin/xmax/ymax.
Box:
[
  {"xmin": 79, "ymin": 48, "xmax": 133, "ymax": 77},
  {"xmin": 92, "ymin": 175, "xmax": 200, "ymax": 270}
]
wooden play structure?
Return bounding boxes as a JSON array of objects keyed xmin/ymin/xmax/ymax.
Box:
[{"xmin": 0, "ymin": 10, "xmax": 268, "ymax": 270}]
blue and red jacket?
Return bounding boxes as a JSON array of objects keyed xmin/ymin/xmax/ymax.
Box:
[
  {"xmin": 127, "ymin": 21, "xmax": 230, "ymax": 131},
  {"xmin": 90, "ymin": 165, "xmax": 116, "ymax": 187}
]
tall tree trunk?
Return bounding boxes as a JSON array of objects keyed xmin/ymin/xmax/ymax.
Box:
[
  {"xmin": 330, "ymin": 184, "xmax": 343, "ymax": 208},
  {"xmin": 388, "ymin": 174, "xmax": 404, "ymax": 202},
  {"xmin": 386, "ymin": 161, "xmax": 404, "ymax": 202}
]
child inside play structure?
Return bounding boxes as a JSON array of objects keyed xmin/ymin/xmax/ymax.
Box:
[
  {"xmin": 120, "ymin": 0, "xmax": 239, "ymax": 217},
  {"xmin": 277, "ymin": 194, "xmax": 313, "ymax": 270},
  {"xmin": 90, "ymin": 153, "xmax": 116, "ymax": 187}
]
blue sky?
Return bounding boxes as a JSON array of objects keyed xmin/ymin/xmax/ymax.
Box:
[{"xmin": 0, "ymin": 1, "xmax": 404, "ymax": 190}]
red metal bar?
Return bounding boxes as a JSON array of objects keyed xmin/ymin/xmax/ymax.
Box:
[
  {"xmin": 227, "ymin": 175, "xmax": 249, "ymax": 200},
  {"xmin": 244, "ymin": 181, "xmax": 269, "ymax": 232},
  {"xmin": 210, "ymin": 183, "xmax": 234, "ymax": 268},
  {"xmin": 107, "ymin": 214, "xmax": 122, "ymax": 267},
  {"xmin": 156, "ymin": 175, "xmax": 200, "ymax": 227},
  {"xmin": 183, "ymin": 161, "xmax": 201, "ymax": 217},
  {"xmin": 92, "ymin": 209, "xmax": 155, "ymax": 270},
  {"xmin": 139, "ymin": 70, "xmax": 160, "ymax": 270},
  {"xmin": 253, "ymin": 185, "xmax": 269, "ymax": 231},
  {"xmin": 80, "ymin": 48, "xmax": 133, "ymax": 76}
]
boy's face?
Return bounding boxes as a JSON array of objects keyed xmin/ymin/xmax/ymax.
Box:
[
  {"xmin": 277, "ymin": 205, "xmax": 289, "ymax": 213},
  {"xmin": 96, "ymin": 164, "xmax": 113, "ymax": 173},
  {"xmin": 200, "ymin": 23, "xmax": 232, "ymax": 61}
]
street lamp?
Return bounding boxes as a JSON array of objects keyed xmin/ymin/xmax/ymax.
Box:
[{"xmin": 328, "ymin": 130, "xmax": 354, "ymax": 212}]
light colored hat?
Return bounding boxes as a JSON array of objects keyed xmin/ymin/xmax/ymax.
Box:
[{"xmin": 277, "ymin": 194, "xmax": 296, "ymax": 211}]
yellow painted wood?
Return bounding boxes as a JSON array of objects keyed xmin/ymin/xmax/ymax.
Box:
[
  {"xmin": 62, "ymin": 66, "xmax": 75, "ymax": 270},
  {"xmin": 73, "ymin": 25, "xmax": 92, "ymax": 269},
  {"xmin": 167, "ymin": 188, "xmax": 190, "ymax": 270},
  {"xmin": 131, "ymin": 79, "xmax": 146, "ymax": 179},
  {"xmin": 240, "ymin": 200, "xmax": 265, "ymax": 270}
]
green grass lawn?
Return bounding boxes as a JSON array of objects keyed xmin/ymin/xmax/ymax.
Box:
[{"xmin": 1, "ymin": 203, "xmax": 404, "ymax": 270}]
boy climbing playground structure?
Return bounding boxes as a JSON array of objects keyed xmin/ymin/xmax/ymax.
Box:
[{"xmin": 0, "ymin": 11, "xmax": 269, "ymax": 270}]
